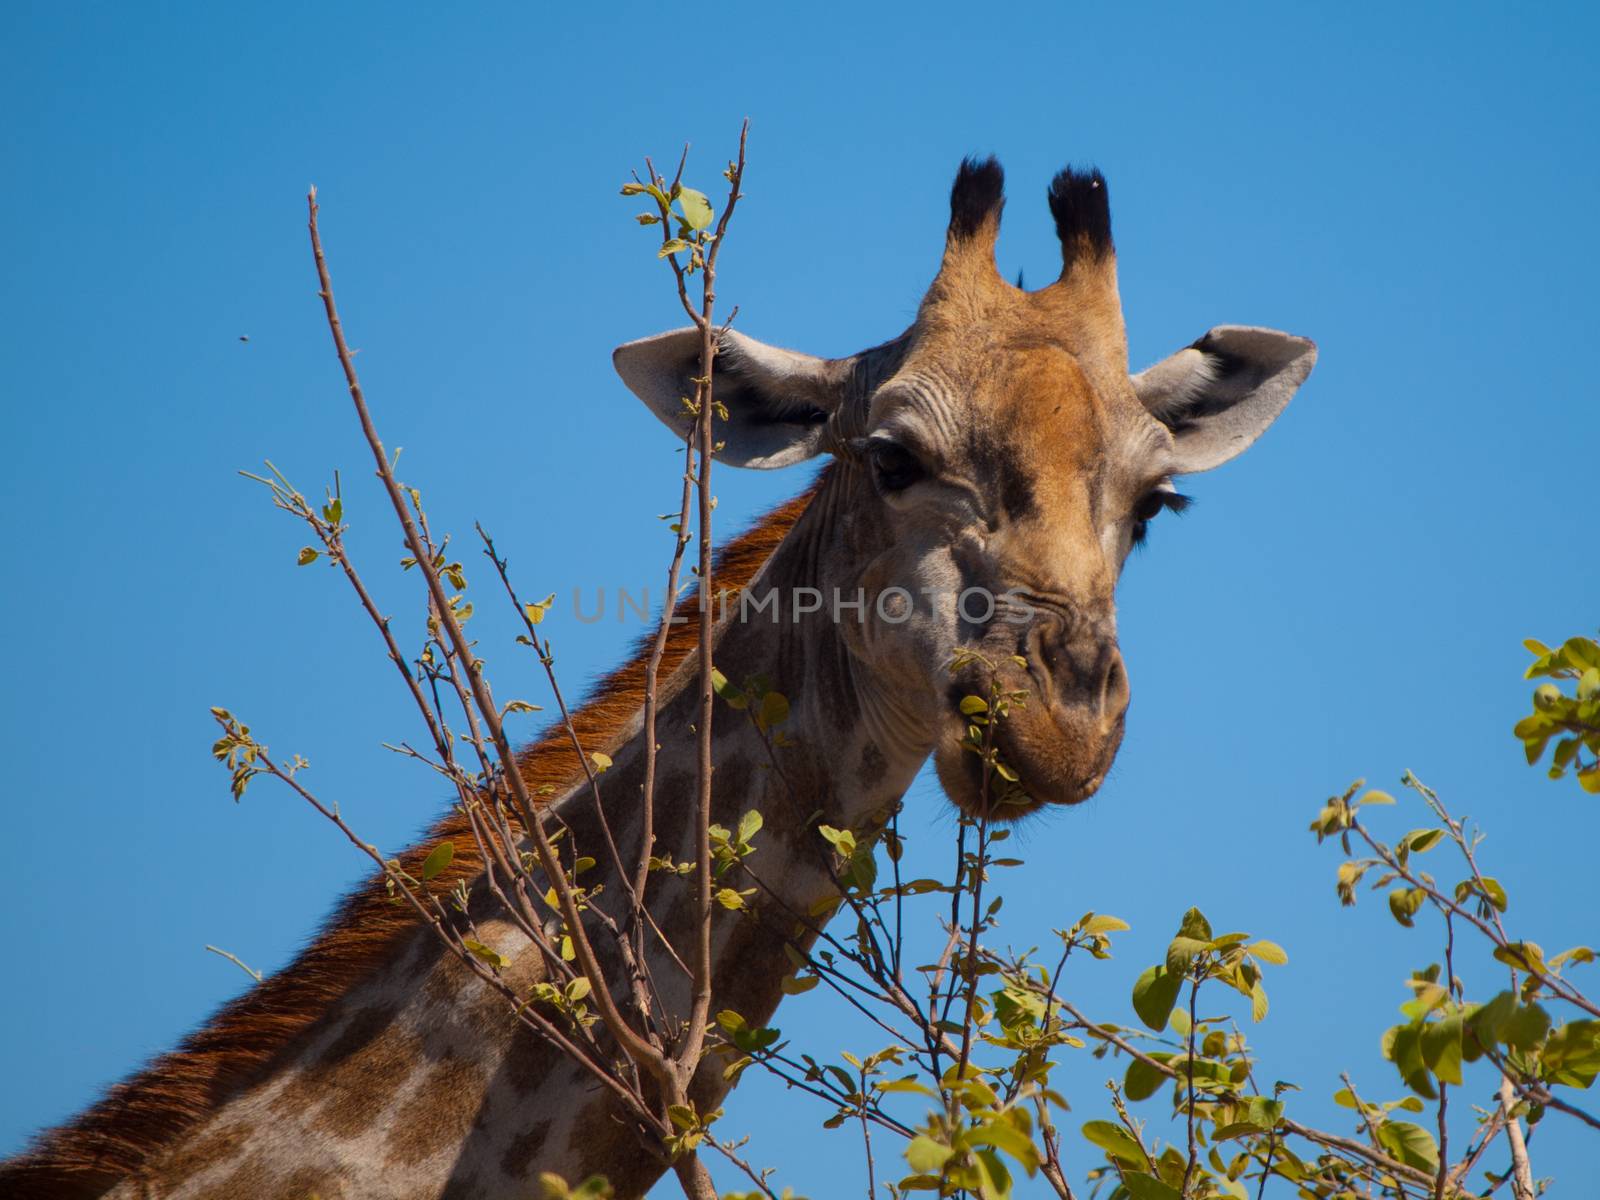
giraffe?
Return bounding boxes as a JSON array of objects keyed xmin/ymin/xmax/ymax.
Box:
[{"xmin": 2, "ymin": 157, "xmax": 1315, "ymax": 1199}]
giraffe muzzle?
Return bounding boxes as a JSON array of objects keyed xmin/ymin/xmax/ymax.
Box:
[{"xmin": 934, "ymin": 635, "xmax": 1129, "ymax": 818}]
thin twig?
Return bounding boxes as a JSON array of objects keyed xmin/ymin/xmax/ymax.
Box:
[
  {"xmin": 858, "ymin": 1063, "xmax": 878, "ymax": 1200},
  {"xmin": 1182, "ymin": 971, "xmax": 1201, "ymax": 1197},
  {"xmin": 1436, "ymin": 914, "xmax": 1456, "ymax": 1200},
  {"xmin": 673, "ymin": 118, "xmax": 749, "ymax": 1090},
  {"xmin": 203, "ymin": 944, "xmax": 262, "ymax": 983}
]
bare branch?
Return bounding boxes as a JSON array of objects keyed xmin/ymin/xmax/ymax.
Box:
[
  {"xmin": 1498, "ymin": 1076, "xmax": 1535, "ymax": 1200},
  {"xmin": 305, "ymin": 186, "xmax": 676, "ymax": 1092}
]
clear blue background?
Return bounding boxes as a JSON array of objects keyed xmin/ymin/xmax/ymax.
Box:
[{"xmin": 3, "ymin": 1, "xmax": 1596, "ymax": 1193}]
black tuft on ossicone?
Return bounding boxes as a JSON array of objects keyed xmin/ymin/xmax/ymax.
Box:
[
  {"xmin": 1047, "ymin": 166, "xmax": 1113, "ymax": 264},
  {"xmin": 948, "ymin": 156, "xmax": 1006, "ymax": 240}
]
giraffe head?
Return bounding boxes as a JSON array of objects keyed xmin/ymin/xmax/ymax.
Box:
[{"xmin": 615, "ymin": 158, "xmax": 1315, "ymax": 819}]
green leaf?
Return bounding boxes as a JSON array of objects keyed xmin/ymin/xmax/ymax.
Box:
[
  {"xmin": 565, "ymin": 976, "xmax": 592, "ymax": 1002},
  {"xmin": 1541, "ymin": 1019, "xmax": 1600, "ymax": 1087},
  {"xmin": 462, "ymin": 938, "xmax": 511, "ymax": 970},
  {"xmin": 710, "ymin": 667, "xmax": 748, "ymax": 709},
  {"xmin": 297, "ymin": 546, "xmax": 320, "ymax": 566},
  {"xmin": 1388, "ymin": 887, "xmax": 1425, "ymax": 928},
  {"xmin": 1475, "ymin": 876, "xmax": 1509, "ymax": 912},
  {"xmin": 1494, "ymin": 941, "xmax": 1549, "ymax": 976},
  {"xmin": 1374, "ymin": 1121, "xmax": 1439, "ymax": 1173},
  {"xmin": 967, "ymin": 1120, "xmax": 1039, "ymax": 1172},
  {"xmin": 1383, "ymin": 1023, "xmax": 1438, "ymax": 1099},
  {"xmin": 959, "ymin": 695, "xmax": 990, "ymax": 715},
  {"xmin": 1246, "ymin": 1095, "xmax": 1285, "ymax": 1128},
  {"xmin": 1503, "ymin": 1003, "xmax": 1551, "ymax": 1052},
  {"xmin": 1212, "ymin": 1121, "xmax": 1264, "ymax": 1142},
  {"xmin": 1249, "ymin": 940, "xmax": 1289, "ymax": 965},
  {"xmin": 1420, "ymin": 1014, "xmax": 1464, "ymax": 1085},
  {"xmin": 1082, "ymin": 914, "xmax": 1130, "ymax": 934},
  {"xmin": 737, "ymin": 809, "xmax": 763, "ymax": 845},
  {"xmin": 1466, "ymin": 990, "xmax": 1517, "ymax": 1054},
  {"xmin": 1080, "ymin": 1120, "xmax": 1146, "ymax": 1164},
  {"xmin": 1563, "ymin": 637, "xmax": 1600, "ymax": 671},
  {"xmin": 1551, "ymin": 946, "xmax": 1596, "ymax": 969},
  {"xmin": 905, "ymin": 1135, "xmax": 953, "ymax": 1172},
  {"xmin": 879, "ymin": 1077, "xmax": 938, "ymax": 1097},
  {"xmin": 883, "ymin": 828, "xmax": 904, "ymax": 863},
  {"xmin": 817, "ymin": 824, "xmax": 856, "ymax": 855},
  {"xmin": 1402, "ymin": 828, "xmax": 1446, "ymax": 854},
  {"xmin": 1250, "ymin": 979, "xmax": 1269, "ymax": 1023},
  {"xmin": 1359, "ymin": 789, "xmax": 1396, "ymax": 806},
  {"xmin": 1124, "ymin": 1055, "xmax": 1171, "ymax": 1102},
  {"xmin": 420, "ymin": 840, "xmax": 454, "ymax": 881},
  {"xmin": 972, "ymin": 1147, "xmax": 1013, "ymax": 1200},
  {"xmin": 1177, "ymin": 907, "xmax": 1213, "ymax": 940},
  {"xmin": 1122, "ymin": 1173, "xmax": 1182, "ymax": 1200},
  {"xmin": 1166, "ymin": 936, "xmax": 1209, "ymax": 975},
  {"xmin": 677, "ymin": 187, "xmax": 714, "ymax": 231},
  {"xmin": 589, "ymin": 751, "xmax": 612, "ymax": 773},
  {"xmin": 758, "ymin": 690, "xmax": 790, "ymax": 730},
  {"xmin": 1131, "ymin": 965, "xmax": 1184, "ymax": 1031}
]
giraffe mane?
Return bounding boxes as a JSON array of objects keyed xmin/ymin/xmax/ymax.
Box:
[{"xmin": 2, "ymin": 480, "xmax": 822, "ymax": 1199}]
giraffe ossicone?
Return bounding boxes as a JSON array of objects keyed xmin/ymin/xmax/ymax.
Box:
[{"xmin": 3, "ymin": 157, "xmax": 1315, "ymax": 1199}]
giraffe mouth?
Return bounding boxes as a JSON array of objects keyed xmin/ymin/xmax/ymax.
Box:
[{"xmin": 933, "ymin": 708, "xmax": 1124, "ymax": 820}]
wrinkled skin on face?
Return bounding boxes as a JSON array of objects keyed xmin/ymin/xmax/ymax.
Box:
[
  {"xmin": 851, "ymin": 342, "xmax": 1139, "ymax": 815},
  {"xmin": 615, "ymin": 158, "xmax": 1316, "ymax": 819}
]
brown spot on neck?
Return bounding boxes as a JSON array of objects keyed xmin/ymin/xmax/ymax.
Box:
[
  {"xmin": 499, "ymin": 1119, "xmax": 552, "ymax": 1179},
  {"xmin": 386, "ymin": 1054, "xmax": 491, "ymax": 1166},
  {"xmin": 858, "ymin": 741, "xmax": 888, "ymax": 791}
]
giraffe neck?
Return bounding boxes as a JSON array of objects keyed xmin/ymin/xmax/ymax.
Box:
[{"xmin": 106, "ymin": 464, "xmax": 932, "ymax": 1199}]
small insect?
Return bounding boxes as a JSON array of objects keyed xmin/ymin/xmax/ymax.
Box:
[{"xmin": 238, "ymin": 335, "xmax": 250, "ymax": 343}]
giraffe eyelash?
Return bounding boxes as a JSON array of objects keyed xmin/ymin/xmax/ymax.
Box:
[{"xmin": 1130, "ymin": 490, "xmax": 1192, "ymax": 546}]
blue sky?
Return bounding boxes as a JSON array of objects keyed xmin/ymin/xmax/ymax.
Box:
[{"xmin": 2, "ymin": 1, "xmax": 1596, "ymax": 1193}]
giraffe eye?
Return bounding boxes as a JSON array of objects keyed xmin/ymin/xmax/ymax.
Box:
[
  {"xmin": 1132, "ymin": 492, "xmax": 1167, "ymax": 523},
  {"xmin": 867, "ymin": 440, "xmax": 926, "ymax": 493},
  {"xmin": 1131, "ymin": 488, "xmax": 1191, "ymax": 545}
]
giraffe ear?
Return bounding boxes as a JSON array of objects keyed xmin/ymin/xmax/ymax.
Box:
[
  {"xmin": 613, "ymin": 327, "xmax": 849, "ymax": 469},
  {"xmin": 1131, "ymin": 326, "xmax": 1317, "ymax": 474}
]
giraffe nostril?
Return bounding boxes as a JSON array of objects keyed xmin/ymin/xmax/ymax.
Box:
[{"xmin": 1099, "ymin": 648, "xmax": 1129, "ymax": 721}]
